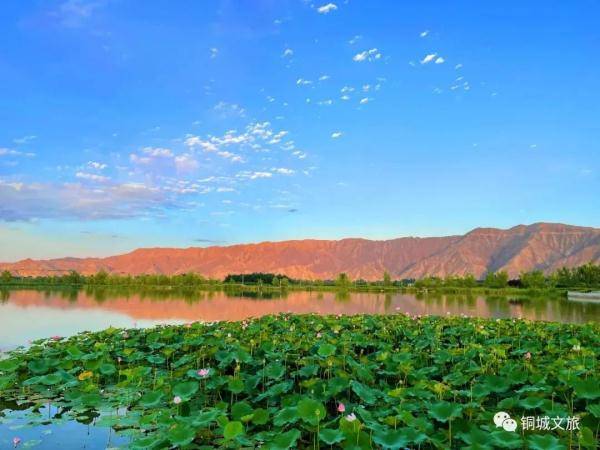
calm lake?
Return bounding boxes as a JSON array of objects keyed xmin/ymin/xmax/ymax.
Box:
[
  {"xmin": 1, "ymin": 288, "xmax": 599, "ymax": 350},
  {"xmin": 1, "ymin": 288, "xmax": 599, "ymax": 448}
]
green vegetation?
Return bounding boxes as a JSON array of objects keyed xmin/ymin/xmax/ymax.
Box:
[
  {"xmin": 1, "ymin": 263, "xmax": 599, "ymax": 293},
  {"xmin": 1, "ymin": 314, "xmax": 598, "ymax": 448}
]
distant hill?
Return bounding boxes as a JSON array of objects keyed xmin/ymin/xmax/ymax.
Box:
[{"xmin": 1, "ymin": 223, "xmax": 598, "ymax": 280}]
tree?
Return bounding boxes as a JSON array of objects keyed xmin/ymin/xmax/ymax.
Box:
[
  {"xmin": 383, "ymin": 271, "xmax": 392, "ymax": 287},
  {"xmin": 335, "ymin": 273, "xmax": 351, "ymax": 289},
  {"xmin": 1, "ymin": 270, "xmax": 12, "ymax": 284},
  {"xmin": 483, "ymin": 271, "xmax": 509, "ymax": 288},
  {"xmin": 520, "ymin": 270, "xmax": 547, "ymax": 289}
]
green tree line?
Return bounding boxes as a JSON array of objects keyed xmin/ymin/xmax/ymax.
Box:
[{"xmin": 1, "ymin": 263, "xmax": 599, "ymax": 289}]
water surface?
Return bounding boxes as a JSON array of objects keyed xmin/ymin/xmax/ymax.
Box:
[{"xmin": 1, "ymin": 288, "xmax": 598, "ymax": 350}]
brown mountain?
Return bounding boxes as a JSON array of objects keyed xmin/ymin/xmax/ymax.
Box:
[{"xmin": 1, "ymin": 223, "xmax": 598, "ymax": 280}]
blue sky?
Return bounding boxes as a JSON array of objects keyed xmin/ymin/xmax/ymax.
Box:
[{"xmin": 0, "ymin": 0, "xmax": 598, "ymax": 261}]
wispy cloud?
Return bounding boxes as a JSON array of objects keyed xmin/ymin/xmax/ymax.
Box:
[
  {"xmin": 420, "ymin": 53, "xmax": 437, "ymax": 64},
  {"xmin": 13, "ymin": 135, "xmax": 36, "ymax": 145},
  {"xmin": 317, "ymin": 3, "xmax": 338, "ymax": 14},
  {"xmin": 353, "ymin": 48, "xmax": 382, "ymax": 62},
  {"xmin": 87, "ymin": 161, "xmax": 107, "ymax": 170},
  {"xmin": 282, "ymin": 48, "xmax": 294, "ymax": 58},
  {"xmin": 53, "ymin": 0, "xmax": 105, "ymax": 28},
  {"xmin": 213, "ymin": 101, "xmax": 246, "ymax": 118},
  {"xmin": 331, "ymin": 131, "xmax": 343, "ymax": 139},
  {"xmin": 75, "ymin": 171, "xmax": 110, "ymax": 183},
  {"xmin": 0, "ymin": 179, "xmax": 168, "ymax": 221},
  {"xmin": 420, "ymin": 30, "xmax": 429, "ymax": 38},
  {"xmin": 0, "ymin": 148, "xmax": 35, "ymax": 158},
  {"xmin": 210, "ymin": 47, "xmax": 219, "ymax": 59},
  {"xmin": 296, "ymin": 78, "xmax": 312, "ymax": 86},
  {"xmin": 348, "ymin": 35, "xmax": 362, "ymax": 45}
]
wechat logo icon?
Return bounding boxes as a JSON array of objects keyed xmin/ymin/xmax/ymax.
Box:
[{"xmin": 494, "ymin": 411, "xmax": 517, "ymax": 432}]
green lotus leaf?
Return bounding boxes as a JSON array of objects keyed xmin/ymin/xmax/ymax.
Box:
[
  {"xmin": 130, "ymin": 435, "xmax": 165, "ymax": 449},
  {"xmin": 527, "ymin": 434, "xmax": 567, "ymax": 450},
  {"xmin": 273, "ymin": 407, "xmax": 298, "ymax": 426},
  {"xmin": 27, "ymin": 359, "xmax": 50, "ymax": 375},
  {"xmin": 99, "ymin": 363, "xmax": 117, "ymax": 375},
  {"xmin": 319, "ymin": 428, "xmax": 345, "ymax": 445},
  {"xmin": 297, "ymin": 397, "xmax": 326, "ymax": 424},
  {"xmin": 231, "ymin": 401, "xmax": 253, "ymax": 420},
  {"xmin": 266, "ymin": 428, "xmax": 301, "ymax": 450},
  {"xmin": 227, "ymin": 377, "xmax": 244, "ymax": 394},
  {"xmin": 223, "ymin": 421, "xmax": 244, "ymax": 440},
  {"xmin": 0, "ymin": 358, "xmax": 20, "ymax": 372},
  {"xmin": 40, "ymin": 372, "xmax": 64, "ymax": 386},
  {"xmin": 252, "ymin": 408, "xmax": 269, "ymax": 425},
  {"xmin": 490, "ymin": 430, "xmax": 523, "ymax": 449},
  {"xmin": 573, "ymin": 379, "xmax": 600, "ymax": 400},
  {"xmin": 428, "ymin": 401, "xmax": 463, "ymax": 422},
  {"xmin": 351, "ymin": 380, "xmax": 378, "ymax": 405},
  {"xmin": 265, "ymin": 362, "xmax": 285, "ymax": 379},
  {"xmin": 168, "ymin": 424, "xmax": 196, "ymax": 446},
  {"xmin": 139, "ymin": 391, "xmax": 164, "ymax": 408},
  {"xmin": 172, "ymin": 381, "xmax": 199, "ymax": 399},
  {"xmin": 373, "ymin": 429, "xmax": 410, "ymax": 448},
  {"xmin": 587, "ymin": 403, "xmax": 600, "ymax": 418},
  {"xmin": 317, "ymin": 343, "xmax": 336, "ymax": 357},
  {"xmin": 519, "ymin": 396, "xmax": 545, "ymax": 409}
]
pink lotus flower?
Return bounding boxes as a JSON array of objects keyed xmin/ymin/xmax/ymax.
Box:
[
  {"xmin": 197, "ymin": 368, "xmax": 210, "ymax": 378},
  {"xmin": 345, "ymin": 413, "xmax": 357, "ymax": 422},
  {"xmin": 51, "ymin": 336, "xmax": 61, "ymax": 341},
  {"xmin": 13, "ymin": 437, "xmax": 21, "ymax": 448},
  {"xmin": 337, "ymin": 402, "xmax": 346, "ymax": 413},
  {"xmin": 173, "ymin": 396, "xmax": 182, "ymax": 404},
  {"xmin": 524, "ymin": 352, "xmax": 531, "ymax": 360}
]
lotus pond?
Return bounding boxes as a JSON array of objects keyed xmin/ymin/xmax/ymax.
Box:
[{"xmin": 1, "ymin": 314, "xmax": 599, "ymax": 449}]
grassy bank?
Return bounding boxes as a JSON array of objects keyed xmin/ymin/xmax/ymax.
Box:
[
  {"xmin": 0, "ymin": 282, "xmax": 572, "ymax": 297},
  {"xmin": 1, "ymin": 314, "xmax": 598, "ymax": 448}
]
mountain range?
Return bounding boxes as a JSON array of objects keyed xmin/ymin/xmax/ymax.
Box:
[{"xmin": 1, "ymin": 223, "xmax": 598, "ymax": 280}]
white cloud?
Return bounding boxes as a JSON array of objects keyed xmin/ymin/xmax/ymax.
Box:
[
  {"xmin": 237, "ymin": 171, "xmax": 273, "ymax": 180},
  {"xmin": 87, "ymin": 161, "xmax": 107, "ymax": 170},
  {"xmin": 214, "ymin": 101, "xmax": 246, "ymax": 118},
  {"xmin": 318, "ymin": 74, "xmax": 330, "ymax": 81},
  {"xmin": 13, "ymin": 135, "xmax": 36, "ymax": 145},
  {"xmin": 75, "ymin": 172, "xmax": 110, "ymax": 183},
  {"xmin": 292, "ymin": 150, "xmax": 307, "ymax": 159},
  {"xmin": 331, "ymin": 131, "xmax": 343, "ymax": 139},
  {"xmin": 0, "ymin": 148, "xmax": 35, "ymax": 158},
  {"xmin": 420, "ymin": 53, "xmax": 437, "ymax": 64},
  {"xmin": 272, "ymin": 167, "xmax": 295, "ymax": 175},
  {"xmin": 455, "ymin": 63, "xmax": 463, "ymax": 70},
  {"xmin": 296, "ymin": 78, "xmax": 312, "ymax": 86},
  {"xmin": 210, "ymin": 47, "xmax": 219, "ymax": 59},
  {"xmin": 348, "ymin": 35, "xmax": 362, "ymax": 45},
  {"xmin": 341, "ymin": 86, "xmax": 354, "ymax": 94},
  {"xmin": 55, "ymin": 0, "xmax": 103, "ymax": 28},
  {"xmin": 174, "ymin": 154, "xmax": 199, "ymax": 172},
  {"xmin": 317, "ymin": 3, "xmax": 338, "ymax": 14},
  {"xmin": 340, "ymin": 95, "xmax": 350, "ymax": 101},
  {"xmin": 142, "ymin": 147, "xmax": 174, "ymax": 158},
  {"xmin": 435, "ymin": 57, "xmax": 445, "ymax": 64},
  {"xmin": 359, "ymin": 97, "xmax": 370, "ymax": 104},
  {"xmin": 317, "ymin": 99, "xmax": 333, "ymax": 106},
  {"xmin": 353, "ymin": 48, "xmax": 382, "ymax": 62},
  {"xmin": 420, "ymin": 30, "xmax": 429, "ymax": 38},
  {"xmin": 282, "ymin": 48, "xmax": 294, "ymax": 58},
  {"xmin": 0, "ymin": 180, "xmax": 167, "ymax": 221}
]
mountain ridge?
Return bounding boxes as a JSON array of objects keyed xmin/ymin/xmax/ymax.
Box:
[{"xmin": 1, "ymin": 223, "xmax": 598, "ymax": 280}]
